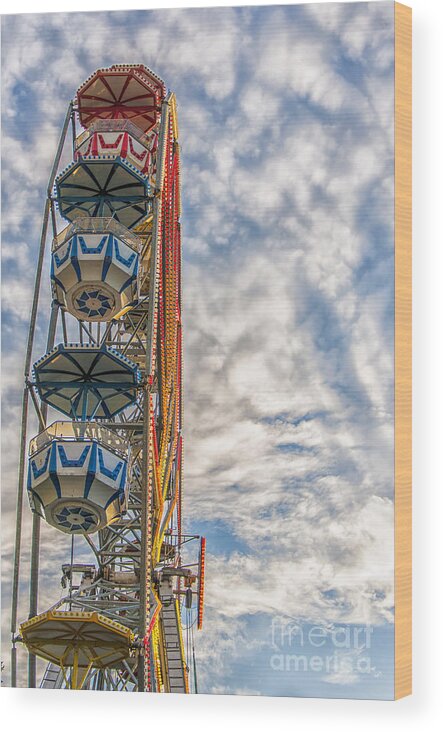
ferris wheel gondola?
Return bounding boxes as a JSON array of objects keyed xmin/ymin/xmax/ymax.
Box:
[
  {"xmin": 55, "ymin": 157, "xmax": 152, "ymax": 230},
  {"xmin": 51, "ymin": 216, "xmax": 142, "ymax": 322},
  {"xmin": 20, "ymin": 610, "xmax": 135, "ymax": 689},
  {"xmin": 76, "ymin": 64, "xmax": 165, "ymax": 133},
  {"xmin": 32, "ymin": 344, "xmax": 141, "ymax": 420}
]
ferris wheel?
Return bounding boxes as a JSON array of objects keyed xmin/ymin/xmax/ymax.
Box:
[{"xmin": 10, "ymin": 64, "xmax": 206, "ymax": 692}]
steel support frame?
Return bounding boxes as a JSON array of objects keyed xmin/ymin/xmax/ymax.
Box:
[{"xmin": 10, "ymin": 104, "xmax": 73, "ymax": 687}]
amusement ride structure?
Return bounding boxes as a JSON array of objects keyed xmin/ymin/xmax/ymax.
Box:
[{"xmin": 10, "ymin": 64, "xmax": 205, "ymax": 692}]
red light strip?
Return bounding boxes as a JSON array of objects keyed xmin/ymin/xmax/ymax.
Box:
[{"xmin": 197, "ymin": 537, "xmax": 206, "ymax": 630}]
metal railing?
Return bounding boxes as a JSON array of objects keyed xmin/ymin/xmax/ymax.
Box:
[
  {"xmin": 52, "ymin": 216, "xmax": 144, "ymax": 253},
  {"xmin": 29, "ymin": 421, "xmax": 128, "ymax": 456},
  {"xmin": 74, "ymin": 119, "xmax": 157, "ymax": 152}
]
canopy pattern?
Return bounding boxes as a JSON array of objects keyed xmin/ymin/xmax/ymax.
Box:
[
  {"xmin": 55, "ymin": 158, "xmax": 151, "ymax": 230},
  {"xmin": 20, "ymin": 610, "xmax": 134, "ymax": 687},
  {"xmin": 33, "ymin": 344, "xmax": 141, "ymax": 420},
  {"xmin": 76, "ymin": 64, "xmax": 166, "ymax": 133}
]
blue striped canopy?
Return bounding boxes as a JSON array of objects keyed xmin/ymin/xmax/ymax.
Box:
[
  {"xmin": 33, "ymin": 344, "xmax": 141, "ymax": 420},
  {"xmin": 55, "ymin": 158, "xmax": 151, "ymax": 230}
]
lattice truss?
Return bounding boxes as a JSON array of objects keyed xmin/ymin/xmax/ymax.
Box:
[{"xmin": 10, "ymin": 66, "xmax": 205, "ymax": 693}]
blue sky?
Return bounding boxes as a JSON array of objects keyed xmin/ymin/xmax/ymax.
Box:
[{"xmin": 1, "ymin": 2, "xmax": 395, "ymax": 698}]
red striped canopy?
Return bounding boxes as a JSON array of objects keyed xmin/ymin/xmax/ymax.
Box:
[{"xmin": 76, "ymin": 65, "xmax": 166, "ymax": 133}]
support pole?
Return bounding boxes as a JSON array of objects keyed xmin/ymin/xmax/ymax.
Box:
[
  {"xmin": 10, "ymin": 200, "xmax": 49, "ymax": 687},
  {"xmin": 11, "ymin": 99, "xmax": 72, "ymax": 686},
  {"xmin": 27, "ymin": 302, "xmax": 59, "ymax": 687},
  {"xmin": 28, "ymin": 384, "xmax": 46, "ymax": 432},
  {"xmin": 27, "ymin": 513, "xmax": 40, "ymax": 688},
  {"xmin": 71, "ymin": 106, "xmax": 77, "ymax": 158},
  {"xmin": 138, "ymin": 387, "xmax": 152, "ymax": 691}
]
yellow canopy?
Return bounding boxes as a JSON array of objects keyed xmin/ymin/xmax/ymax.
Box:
[{"xmin": 20, "ymin": 610, "xmax": 135, "ymax": 688}]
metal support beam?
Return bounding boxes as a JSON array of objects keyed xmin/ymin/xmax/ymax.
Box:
[
  {"xmin": 27, "ymin": 513, "xmax": 40, "ymax": 687},
  {"xmin": 28, "ymin": 300, "xmax": 59, "ymax": 686},
  {"xmin": 10, "ymin": 193, "xmax": 49, "ymax": 685},
  {"xmin": 10, "ymin": 104, "xmax": 71, "ymax": 687}
]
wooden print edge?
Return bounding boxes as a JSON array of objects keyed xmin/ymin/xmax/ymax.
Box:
[{"xmin": 394, "ymin": 0, "xmax": 412, "ymax": 701}]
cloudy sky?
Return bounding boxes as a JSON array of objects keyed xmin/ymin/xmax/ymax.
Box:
[{"xmin": 1, "ymin": 2, "xmax": 395, "ymax": 698}]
